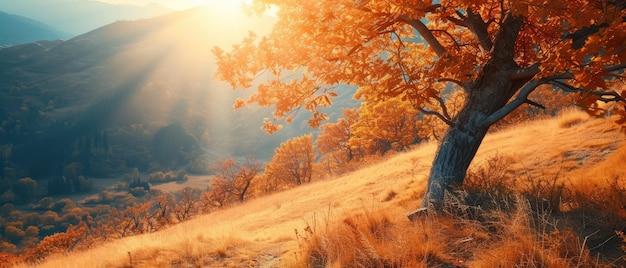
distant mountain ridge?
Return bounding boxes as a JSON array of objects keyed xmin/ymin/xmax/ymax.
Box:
[
  {"xmin": 0, "ymin": 0, "xmax": 174, "ymax": 35},
  {"xmin": 0, "ymin": 11, "xmax": 70, "ymax": 47},
  {"xmin": 0, "ymin": 5, "xmax": 357, "ymax": 178}
]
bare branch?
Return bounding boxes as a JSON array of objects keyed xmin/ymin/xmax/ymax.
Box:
[
  {"xmin": 433, "ymin": 95, "xmax": 453, "ymax": 122},
  {"xmin": 418, "ymin": 107, "xmax": 455, "ymax": 126},
  {"xmin": 550, "ymin": 80, "xmax": 626, "ymax": 103},
  {"xmin": 524, "ymin": 99, "xmax": 546, "ymax": 109}
]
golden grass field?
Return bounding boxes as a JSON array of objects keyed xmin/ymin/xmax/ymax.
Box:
[{"xmin": 19, "ymin": 109, "xmax": 626, "ymax": 267}]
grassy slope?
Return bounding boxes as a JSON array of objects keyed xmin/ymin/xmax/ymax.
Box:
[{"xmin": 23, "ymin": 110, "xmax": 626, "ymax": 267}]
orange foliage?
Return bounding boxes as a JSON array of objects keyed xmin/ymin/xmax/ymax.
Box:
[
  {"xmin": 21, "ymin": 223, "xmax": 87, "ymax": 264},
  {"xmin": 263, "ymin": 134, "xmax": 315, "ymax": 192},
  {"xmin": 214, "ymin": 0, "xmax": 626, "ymax": 130},
  {"xmin": 215, "ymin": 0, "xmax": 625, "ymax": 207},
  {"xmin": 349, "ymin": 94, "xmax": 428, "ymax": 155},
  {"xmin": 206, "ymin": 156, "xmax": 261, "ymax": 208},
  {"xmin": 315, "ymin": 108, "xmax": 358, "ymax": 175},
  {"xmin": 0, "ymin": 253, "xmax": 19, "ymax": 267}
]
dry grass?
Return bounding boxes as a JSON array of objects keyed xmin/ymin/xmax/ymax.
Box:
[
  {"xmin": 292, "ymin": 191, "xmax": 623, "ymax": 267},
  {"xmin": 295, "ymin": 170, "xmax": 625, "ymax": 267},
  {"xmin": 15, "ymin": 109, "xmax": 626, "ymax": 267}
]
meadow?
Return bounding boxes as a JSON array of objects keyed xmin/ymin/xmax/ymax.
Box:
[{"xmin": 13, "ymin": 109, "xmax": 626, "ymax": 267}]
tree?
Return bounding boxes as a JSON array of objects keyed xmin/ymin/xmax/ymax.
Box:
[
  {"xmin": 4, "ymin": 225, "xmax": 25, "ymax": 244},
  {"xmin": 263, "ymin": 134, "xmax": 315, "ymax": 189},
  {"xmin": 128, "ymin": 167, "xmax": 149, "ymax": 193},
  {"xmin": 123, "ymin": 202, "xmax": 156, "ymax": 234},
  {"xmin": 154, "ymin": 193, "xmax": 175, "ymax": 226},
  {"xmin": 173, "ymin": 187, "xmax": 201, "ymax": 222},
  {"xmin": 492, "ymin": 85, "xmax": 576, "ymax": 130},
  {"xmin": 22, "ymin": 224, "xmax": 86, "ymax": 263},
  {"xmin": 315, "ymin": 108, "xmax": 358, "ymax": 175},
  {"xmin": 12, "ymin": 177, "xmax": 38, "ymax": 203},
  {"xmin": 350, "ymin": 94, "xmax": 429, "ymax": 155},
  {"xmin": 48, "ymin": 162, "xmax": 93, "ymax": 195},
  {"xmin": 214, "ymin": 1, "xmax": 626, "ymax": 215},
  {"xmin": 151, "ymin": 124, "xmax": 196, "ymax": 166},
  {"xmin": 208, "ymin": 155, "xmax": 261, "ymax": 207}
]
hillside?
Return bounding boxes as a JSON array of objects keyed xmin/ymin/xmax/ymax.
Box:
[
  {"xmin": 23, "ymin": 110, "xmax": 626, "ymax": 267},
  {"xmin": 0, "ymin": 5, "xmax": 357, "ymax": 179},
  {"xmin": 0, "ymin": 11, "xmax": 69, "ymax": 47},
  {"xmin": 0, "ymin": 0, "xmax": 173, "ymax": 35}
]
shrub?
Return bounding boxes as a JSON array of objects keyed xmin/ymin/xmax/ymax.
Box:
[
  {"xmin": 147, "ymin": 170, "xmax": 186, "ymax": 183},
  {"xmin": 129, "ymin": 187, "xmax": 147, "ymax": 197},
  {"xmin": 12, "ymin": 178, "xmax": 38, "ymax": 203},
  {"xmin": 0, "ymin": 252, "xmax": 19, "ymax": 267},
  {"xmin": 22, "ymin": 224, "xmax": 86, "ymax": 264},
  {"xmin": 32, "ymin": 197, "xmax": 54, "ymax": 211}
]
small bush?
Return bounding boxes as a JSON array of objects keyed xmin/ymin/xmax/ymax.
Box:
[
  {"xmin": 129, "ymin": 187, "xmax": 147, "ymax": 197},
  {"xmin": 21, "ymin": 224, "xmax": 86, "ymax": 264},
  {"xmin": 148, "ymin": 170, "xmax": 187, "ymax": 183}
]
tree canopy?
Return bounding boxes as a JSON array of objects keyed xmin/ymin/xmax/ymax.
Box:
[{"xmin": 214, "ymin": 0, "xmax": 626, "ymax": 213}]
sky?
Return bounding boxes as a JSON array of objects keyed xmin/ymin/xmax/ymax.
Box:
[{"xmin": 97, "ymin": 0, "xmax": 251, "ymax": 10}]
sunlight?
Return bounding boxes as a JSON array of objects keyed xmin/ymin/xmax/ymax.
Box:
[
  {"xmin": 193, "ymin": 0, "xmax": 277, "ymax": 17},
  {"xmin": 194, "ymin": 0, "xmax": 252, "ymax": 10}
]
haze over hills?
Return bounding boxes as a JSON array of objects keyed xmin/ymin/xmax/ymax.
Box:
[
  {"xmin": 0, "ymin": 5, "xmax": 358, "ymax": 178},
  {"xmin": 0, "ymin": 0, "xmax": 173, "ymax": 35},
  {"xmin": 0, "ymin": 11, "xmax": 70, "ymax": 47}
]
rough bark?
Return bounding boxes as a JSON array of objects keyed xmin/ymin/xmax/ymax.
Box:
[{"xmin": 409, "ymin": 14, "xmax": 526, "ymax": 219}]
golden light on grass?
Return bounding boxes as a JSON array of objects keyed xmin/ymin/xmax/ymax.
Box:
[{"xmin": 20, "ymin": 110, "xmax": 626, "ymax": 267}]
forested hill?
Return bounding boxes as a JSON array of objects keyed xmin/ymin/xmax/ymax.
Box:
[
  {"xmin": 0, "ymin": 5, "xmax": 357, "ymax": 179},
  {"xmin": 0, "ymin": 11, "xmax": 70, "ymax": 47}
]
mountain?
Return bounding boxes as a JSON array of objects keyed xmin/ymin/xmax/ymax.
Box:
[
  {"xmin": 0, "ymin": 11, "xmax": 70, "ymax": 46},
  {"xmin": 0, "ymin": 0, "xmax": 173, "ymax": 35},
  {"xmin": 0, "ymin": 5, "xmax": 357, "ymax": 178}
]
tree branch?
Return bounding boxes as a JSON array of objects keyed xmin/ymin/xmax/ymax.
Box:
[
  {"xmin": 398, "ymin": 15, "xmax": 446, "ymax": 57},
  {"xmin": 482, "ymin": 78, "xmax": 548, "ymax": 127},
  {"xmin": 464, "ymin": 8, "xmax": 494, "ymax": 51},
  {"xmin": 524, "ymin": 99, "xmax": 546, "ymax": 109},
  {"xmin": 418, "ymin": 107, "xmax": 454, "ymax": 126},
  {"xmin": 433, "ymin": 95, "xmax": 453, "ymax": 122},
  {"xmin": 486, "ymin": 63, "xmax": 626, "ymax": 128},
  {"xmin": 430, "ymin": 29, "xmax": 461, "ymax": 48},
  {"xmin": 606, "ymin": 63, "xmax": 626, "ymax": 72},
  {"xmin": 509, "ymin": 63, "xmax": 541, "ymax": 80},
  {"xmin": 446, "ymin": 10, "xmax": 468, "ymax": 26},
  {"xmin": 437, "ymin": 78, "xmax": 468, "ymax": 91},
  {"xmin": 549, "ymin": 80, "xmax": 626, "ymax": 103}
]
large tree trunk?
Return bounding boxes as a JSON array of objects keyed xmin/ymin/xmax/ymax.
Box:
[
  {"xmin": 408, "ymin": 14, "xmax": 527, "ymax": 219},
  {"xmin": 421, "ymin": 114, "xmax": 490, "ymax": 208}
]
